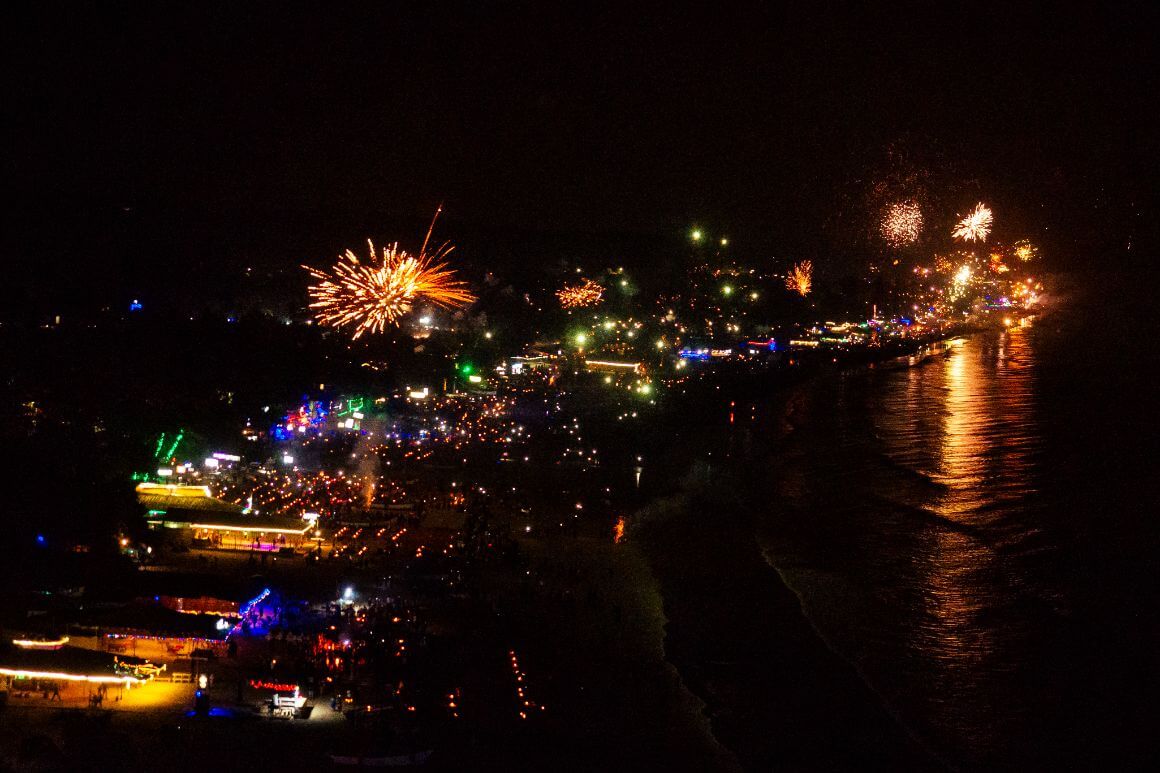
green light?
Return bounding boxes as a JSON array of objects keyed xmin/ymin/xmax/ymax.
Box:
[
  {"xmin": 575, "ymin": 333, "xmax": 588, "ymax": 347},
  {"xmin": 722, "ymin": 285, "xmax": 733, "ymax": 296},
  {"xmin": 459, "ymin": 363, "xmax": 476, "ymax": 376},
  {"xmin": 164, "ymin": 430, "xmax": 184, "ymax": 461},
  {"xmin": 153, "ymin": 433, "xmax": 167, "ymax": 460}
]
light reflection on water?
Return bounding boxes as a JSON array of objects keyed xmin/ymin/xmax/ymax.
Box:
[{"xmin": 759, "ymin": 329, "xmax": 1063, "ymax": 766}]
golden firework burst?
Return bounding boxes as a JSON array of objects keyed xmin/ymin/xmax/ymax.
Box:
[
  {"xmin": 952, "ymin": 203, "xmax": 993, "ymax": 242},
  {"xmin": 786, "ymin": 260, "xmax": 813, "ymax": 296},
  {"xmin": 303, "ymin": 209, "xmax": 475, "ymax": 339},
  {"xmin": 880, "ymin": 200, "xmax": 924, "ymax": 247},
  {"xmin": 557, "ymin": 278, "xmax": 605, "ymax": 309}
]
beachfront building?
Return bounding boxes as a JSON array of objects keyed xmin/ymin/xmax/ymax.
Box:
[
  {"xmin": 137, "ymin": 482, "xmax": 317, "ymax": 552},
  {"xmin": 0, "ymin": 637, "xmax": 159, "ymax": 707}
]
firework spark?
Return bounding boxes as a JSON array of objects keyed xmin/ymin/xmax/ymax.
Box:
[
  {"xmin": 952, "ymin": 203, "xmax": 993, "ymax": 243},
  {"xmin": 557, "ymin": 278, "xmax": 605, "ymax": 309},
  {"xmin": 880, "ymin": 200, "xmax": 924, "ymax": 247},
  {"xmin": 1013, "ymin": 239, "xmax": 1038, "ymax": 262},
  {"xmin": 303, "ymin": 209, "xmax": 475, "ymax": 339},
  {"xmin": 785, "ymin": 260, "xmax": 813, "ymax": 296}
]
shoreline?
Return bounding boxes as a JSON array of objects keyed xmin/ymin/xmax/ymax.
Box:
[{"xmin": 624, "ymin": 335, "xmax": 977, "ymax": 769}]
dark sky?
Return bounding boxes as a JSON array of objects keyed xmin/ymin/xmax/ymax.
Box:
[{"xmin": 4, "ymin": 1, "xmax": 1158, "ymax": 309}]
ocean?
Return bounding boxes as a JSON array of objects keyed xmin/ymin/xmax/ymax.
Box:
[{"xmin": 638, "ymin": 284, "xmax": 1159, "ymax": 769}]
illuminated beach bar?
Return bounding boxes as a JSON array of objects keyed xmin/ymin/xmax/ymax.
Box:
[{"xmin": 137, "ymin": 483, "xmax": 316, "ymax": 552}]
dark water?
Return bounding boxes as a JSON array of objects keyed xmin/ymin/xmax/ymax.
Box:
[{"xmin": 738, "ymin": 318, "xmax": 1158, "ymax": 767}]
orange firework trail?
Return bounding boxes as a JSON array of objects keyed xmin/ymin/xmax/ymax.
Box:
[
  {"xmin": 786, "ymin": 260, "xmax": 813, "ymax": 296},
  {"xmin": 303, "ymin": 208, "xmax": 475, "ymax": 339}
]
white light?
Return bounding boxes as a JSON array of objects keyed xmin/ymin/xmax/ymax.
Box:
[
  {"xmin": 0, "ymin": 667, "xmax": 140, "ymax": 686},
  {"xmin": 282, "ymin": 454, "xmax": 294, "ymax": 464}
]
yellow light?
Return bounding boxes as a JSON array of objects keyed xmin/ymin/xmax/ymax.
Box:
[
  {"xmin": 722, "ymin": 285, "xmax": 733, "ymax": 296},
  {"xmin": 655, "ymin": 339, "xmax": 666, "ymax": 350},
  {"xmin": 720, "ymin": 238, "xmax": 728, "ymax": 246},
  {"xmin": 575, "ymin": 333, "xmax": 587, "ymax": 346},
  {"xmin": 11, "ymin": 636, "xmax": 70, "ymax": 649},
  {"xmin": 691, "ymin": 229, "xmax": 703, "ymax": 242}
]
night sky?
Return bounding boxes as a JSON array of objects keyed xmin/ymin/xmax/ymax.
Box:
[{"xmin": 5, "ymin": 2, "xmax": 1158, "ymax": 313}]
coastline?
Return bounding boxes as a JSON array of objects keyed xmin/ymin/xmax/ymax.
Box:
[
  {"xmin": 623, "ymin": 336, "xmax": 977, "ymax": 769},
  {"xmin": 631, "ymin": 466, "xmax": 936, "ymax": 770}
]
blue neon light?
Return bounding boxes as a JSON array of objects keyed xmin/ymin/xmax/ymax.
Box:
[{"xmin": 678, "ymin": 349, "xmax": 711, "ymax": 360}]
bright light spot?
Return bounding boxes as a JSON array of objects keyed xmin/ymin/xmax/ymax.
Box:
[
  {"xmin": 655, "ymin": 339, "xmax": 666, "ymax": 350},
  {"xmin": 691, "ymin": 229, "xmax": 703, "ymax": 242},
  {"xmin": 722, "ymin": 285, "xmax": 733, "ymax": 296},
  {"xmin": 720, "ymin": 238, "xmax": 728, "ymax": 246},
  {"xmin": 955, "ymin": 265, "xmax": 972, "ymax": 284},
  {"xmin": 575, "ymin": 333, "xmax": 587, "ymax": 346}
]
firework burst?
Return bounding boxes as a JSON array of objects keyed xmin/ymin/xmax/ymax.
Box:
[
  {"xmin": 557, "ymin": 278, "xmax": 605, "ymax": 309},
  {"xmin": 1013, "ymin": 239, "xmax": 1038, "ymax": 262},
  {"xmin": 785, "ymin": 260, "xmax": 813, "ymax": 296},
  {"xmin": 880, "ymin": 200, "xmax": 924, "ymax": 246},
  {"xmin": 952, "ymin": 203, "xmax": 993, "ymax": 243},
  {"xmin": 303, "ymin": 209, "xmax": 475, "ymax": 339}
]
